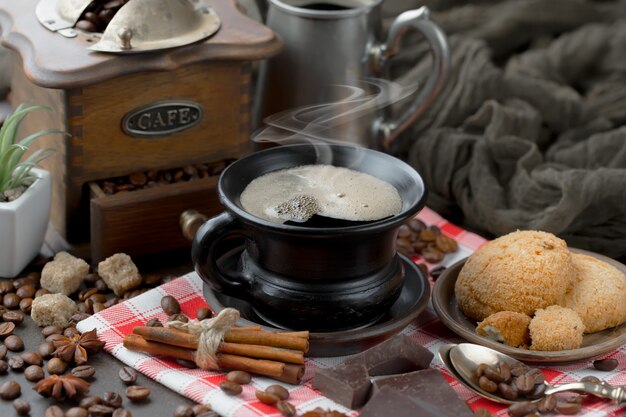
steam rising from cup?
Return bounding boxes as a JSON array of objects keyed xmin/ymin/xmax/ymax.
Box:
[{"xmin": 252, "ymin": 79, "xmax": 418, "ymax": 163}]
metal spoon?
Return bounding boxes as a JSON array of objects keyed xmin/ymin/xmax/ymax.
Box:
[{"xmin": 438, "ymin": 343, "xmax": 626, "ymax": 405}]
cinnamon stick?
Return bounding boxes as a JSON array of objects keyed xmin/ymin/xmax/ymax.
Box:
[
  {"xmin": 123, "ymin": 335, "xmax": 303, "ymax": 384},
  {"xmin": 133, "ymin": 326, "xmax": 309, "ymax": 353},
  {"xmin": 219, "ymin": 342, "xmax": 304, "ymax": 365}
]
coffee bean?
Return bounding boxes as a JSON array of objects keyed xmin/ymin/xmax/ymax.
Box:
[
  {"xmin": 142, "ymin": 274, "xmax": 162, "ymax": 287},
  {"xmin": 510, "ymin": 363, "xmax": 530, "ymax": 377},
  {"xmin": 76, "ymin": 19, "xmax": 98, "ymax": 32},
  {"xmin": 514, "ymin": 373, "xmax": 535, "ymax": 394},
  {"xmin": 21, "ymin": 351, "xmax": 42, "ymax": 366},
  {"xmin": 24, "ymin": 365, "xmax": 45, "ymax": 382},
  {"xmin": 266, "ymin": 384, "xmax": 289, "ymax": 400},
  {"xmin": 129, "ymin": 172, "xmax": 147, "ymax": 186},
  {"xmin": 145, "ymin": 318, "xmax": 163, "ymax": 327},
  {"xmin": 421, "ymin": 246, "xmax": 445, "ymax": 263},
  {"xmin": 0, "ymin": 380, "xmax": 21, "ymax": 400},
  {"xmin": 174, "ymin": 404, "xmax": 194, "ymax": 417},
  {"xmin": 196, "ymin": 412, "xmax": 220, "ymax": 417},
  {"xmin": 0, "ymin": 321, "xmax": 16, "ymax": 338},
  {"xmin": 0, "ymin": 360, "xmax": 8, "ymax": 373},
  {"xmin": 527, "ymin": 382, "xmax": 547, "ymax": 399},
  {"xmin": 70, "ymin": 313, "xmax": 92, "ymax": 324},
  {"xmin": 72, "ymin": 364, "xmax": 96, "ymax": 378},
  {"xmin": 5, "ymin": 335, "xmax": 24, "ymax": 351},
  {"xmin": 555, "ymin": 400, "xmax": 582, "ymax": 415},
  {"xmin": 256, "ymin": 390, "xmax": 279, "ymax": 405},
  {"xmin": 104, "ymin": 391, "xmax": 123, "ymax": 408},
  {"xmin": 581, "ymin": 375, "xmax": 601, "ymax": 383},
  {"xmin": 93, "ymin": 302, "xmax": 106, "ymax": 313},
  {"xmin": 45, "ymin": 405, "xmax": 65, "ymax": 417},
  {"xmin": 478, "ymin": 375, "xmax": 497, "ymax": 393},
  {"xmin": 67, "ymin": 407, "xmax": 90, "ymax": 417},
  {"xmin": 14, "ymin": 274, "xmax": 39, "ymax": 288},
  {"xmin": 0, "ymin": 281, "xmax": 14, "ymax": 294},
  {"xmin": 80, "ymin": 395, "xmax": 103, "ymax": 408},
  {"xmin": 104, "ymin": 297, "xmax": 119, "ymax": 308},
  {"xmin": 37, "ymin": 341, "xmax": 56, "ymax": 359},
  {"xmin": 47, "ymin": 357, "xmax": 68, "ymax": 374},
  {"xmin": 226, "ymin": 370, "xmax": 251, "ymax": 385},
  {"xmin": 0, "ymin": 344, "xmax": 7, "ymax": 359},
  {"xmin": 220, "ymin": 380, "xmax": 242, "ymax": 395},
  {"xmin": 484, "ymin": 365, "xmax": 505, "ymax": 383},
  {"xmin": 35, "ymin": 288, "xmax": 50, "ymax": 298},
  {"xmin": 95, "ymin": 279, "xmax": 109, "ymax": 292},
  {"xmin": 429, "ymin": 265, "xmax": 446, "ymax": 280},
  {"xmin": 125, "ymin": 385, "xmax": 150, "ymax": 402},
  {"xmin": 42, "ymin": 325, "xmax": 63, "ymax": 337},
  {"xmin": 192, "ymin": 405, "xmax": 212, "ymax": 415},
  {"xmin": 593, "ymin": 358, "xmax": 618, "ymax": 372},
  {"xmin": 16, "ymin": 285, "xmax": 35, "ymax": 299},
  {"xmin": 196, "ymin": 307, "xmax": 212, "ymax": 320},
  {"xmin": 168, "ymin": 313, "xmax": 188, "ymax": 323},
  {"xmin": 13, "ymin": 398, "xmax": 31, "ymax": 415},
  {"xmin": 8, "ymin": 356, "xmax": 24, "ymax": 371},
  {"xmin": 473, "ymin": 409, "xmax": 492, "ymax": 417},
  {"xmin": 119, "ymin": 366, "xmax": 138, "ymax": 385},
  {"xmin": 89, "ymin": 404, "xmax": 116, "ymax": 417},
  {"xmin": 497, "ymin": 382, "xmax": 518, "ymax": 400},
  {"xmin": 112, "ymin": 409, "xmax": 132, "ymax": 417},
  {"xmin": 526, "ymin": 367, "xmax": 546, "ymax": 384},
  {"xmin": 64, "ymin": 326, "xmax": 80, "ymax": 338},
  {"xmin": 161, "ymin": 296, "xmax": 180, "ymax": 315},
  {"xmin": 88, "ymin": 293, "xmax": 108, "ymax": 304},
  {"xmin": 18, "ymin": 298, "xmax": 32, "ymax": 314},
  {"xmin": 537, "ymin": 394, "xmax": 557, "ymax": 413},
  {"xmin": 277, "ymin": 401, "xmax": 297, "ymax": 417},
  {"xmin": 507, "ymin": 401, "xmax": 537, "ymax": 417},
  {"xmin": 3, "ymin": 293, "xmax": 21, "ymax": 309},
  {"xmin": 3, "ymin": 310, "xmax": 24, "ymax": 325}
]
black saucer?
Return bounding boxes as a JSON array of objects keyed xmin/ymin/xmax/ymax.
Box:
[{"xmin": 202, "ymin": 251, "xmax": 430, "ymax": 357}]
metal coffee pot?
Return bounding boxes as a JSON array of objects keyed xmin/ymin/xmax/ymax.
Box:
[{"xmin": 253, "ymin": 0, "xmax": 450, "ymax": 149}]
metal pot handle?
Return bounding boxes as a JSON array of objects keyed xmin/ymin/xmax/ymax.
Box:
[{"xmin": 371, "ymin": 6, "xmax": 450, "ymax": 150}]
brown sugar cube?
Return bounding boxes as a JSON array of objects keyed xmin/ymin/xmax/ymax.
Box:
[
  {"xmin": 97, "ymin": 253, "xmax": 142, "ymax": 296},
  {"xmin": 40, "ymin": 252, "xmax": 89, "ymax": 296},
  {"xmin": 31, "ymin": 294, "xmax": 77, "ymax": 327}
]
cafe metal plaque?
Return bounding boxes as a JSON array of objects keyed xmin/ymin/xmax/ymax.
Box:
[{"xmin": 122, "ymin": 101, "xmax": 203, "ymax": 137}]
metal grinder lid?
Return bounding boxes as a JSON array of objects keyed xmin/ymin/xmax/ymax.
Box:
[{"xmin": 36, "ymin": 0, "xmax": 221, "ymax": 53}]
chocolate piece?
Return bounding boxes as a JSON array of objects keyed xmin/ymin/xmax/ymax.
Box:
[
  {"xmin": 343, "ymin": 335, "xmax": 433, "ymax": 376},
  {"xmin": 360, "ymin": 386, "xmax": 444, "ymax": 417},
  {"xmin": 372, "ymin": 369, "xmax": 473, "ymax": 417},
  {"xmin": 312, "ymin": 335, "xmax": 433, "ymax": 408},
  {"xmin": 311, "ymin": 363, "xmax": 370, "ymax": 408}
]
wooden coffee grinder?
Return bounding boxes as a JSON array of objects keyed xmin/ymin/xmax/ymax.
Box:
[{"xmin": 0, "ymin": 0, "xmax": 281, "ymax": 262}]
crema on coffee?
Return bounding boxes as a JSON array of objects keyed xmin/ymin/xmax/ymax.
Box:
[{"xmin": 239, "ymin": 165, "xmax": 402, "ymax": 225}]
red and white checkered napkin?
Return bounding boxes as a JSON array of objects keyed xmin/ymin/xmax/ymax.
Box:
[{"xmin": 76, "ymin": 207, "xmax": 626, "ymax": 417}]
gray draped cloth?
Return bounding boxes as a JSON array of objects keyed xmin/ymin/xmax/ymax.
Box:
[{"xmin": 385, "ymin": 0, "xmax": 626, "ymax": 257}]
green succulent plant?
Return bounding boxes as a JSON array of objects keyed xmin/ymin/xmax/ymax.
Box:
[{"xmin": 0, "ymin": 104, "xmax": 67, "ymax": 195}]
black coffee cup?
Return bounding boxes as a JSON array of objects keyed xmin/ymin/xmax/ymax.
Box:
[{"xmin": 192, "ymin": 144, "xmax": 427, "ymax": 331}]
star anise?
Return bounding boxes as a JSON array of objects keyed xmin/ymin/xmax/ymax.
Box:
[
  {"xmin": 53, "ymin": 328, "xmax": 105, "ymax": 365},
  {"xmin": 33, "ymin": 374, "xmax": 90, "ymax": 400}
]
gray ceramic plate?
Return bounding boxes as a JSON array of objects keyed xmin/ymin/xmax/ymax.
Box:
[
  {"xmin": 203, "ymin": 249, "xmax": 430, "ymax": 357},
  {"xmin": 432, "ymin": 248, "xmax": 626, "ymax": 364}
]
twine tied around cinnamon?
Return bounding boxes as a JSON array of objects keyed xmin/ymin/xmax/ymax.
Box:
[{"xmin": 168, "ymin": 308, "xmax": 240, "ymax": 369}]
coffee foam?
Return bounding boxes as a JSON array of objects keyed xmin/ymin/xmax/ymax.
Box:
[{"xmin": 239, "ymin": 165, "xmax": 402, "ymax": 224}]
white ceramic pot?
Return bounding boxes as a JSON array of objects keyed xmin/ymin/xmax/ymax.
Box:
[{"xmin": 0, "ymin": 168, "xmax": 52, "ymax": 278}]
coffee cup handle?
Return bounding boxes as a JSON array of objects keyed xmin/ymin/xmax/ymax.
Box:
[
  {"xmin": 372, "ymin": 6, "xmax": 450, "ymax": 150},
  {"xmin": 191, "ymin": 212, "xmax": 254, "ymax": 294}
]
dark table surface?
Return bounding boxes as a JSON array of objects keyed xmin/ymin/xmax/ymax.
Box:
[{"xmin": 0, "ymin": 249, "xmax": 200, "ymax": 417}]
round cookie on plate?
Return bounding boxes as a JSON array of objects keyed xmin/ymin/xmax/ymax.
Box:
[
  {"xmin": 529, "ymin": 305, "xmax": 584, "ymax": 351},
  {"xmin": 455, "ymin": 230, "xmax": 575, "ymax": 321},
  {"xmin": 561, "ymin": 253, "xmax": 626, "ymax": 333}
]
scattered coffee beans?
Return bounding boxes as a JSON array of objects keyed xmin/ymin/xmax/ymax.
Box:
[
  {"xmin": 396, "ymin": 219, "xmax": 458, "ymax": 264},
  {"xmin": 196, "ymin": 307, "xmax": 212, "ymax": 320},
  {"xmin": 277, "ymin": 401, "xmax": 297, "ymax": 417},
  {"xmin": 72, "ymin": 364, "xmax": 96, "ymax": 378},
  {"xmin": 0, "ymin": 321, "xmax": 16, "ymax": 337},
  {"xmin": 104, "ymin": 391, "xmax": 123, "ymax": 408},
  {"xmin": 13, "ymin": 398, "xmax": 31, "ymax": 415},
  {"xmin": 45, "ymin": 405, "xmax": 65, "ymax": 417},
  {"xmin": 161, "ymin": 295, "xmax": 180, "ymax": 315},
  {"xmin": 89, "ymin": 404, "xmax": 116, "ymax": 417},
  {"xmin": 66, "ymin": 407, "xmax": 90, "ymax": 417},
  {"xmin": 226, "ymin": 370, "xmax": 251, "ymax": 385},
  {"xmin": 113, "ymin": 409, "xmax": 132, "ymax": 417},
  {"xmin": 266, "ymin": 384, "xmax": 289, "ymax": 400},
  {"xmin": 126, "ymin": 385, "xmax": 151, "ymax": 402},
  {"xmin": 174, "ymin": 404, "xmax": 195, "ymax": 417},
  {"xmin": 0, "ymin": 344, "xmax": 7, "ymax": 359},
  {"xmin": 593, "ymin": 358, "xmax": 618, "ymax": 371},
  {"xmin": 256, "ymin": 390, "xmax": 280, "ymax": 405},
  {"xmin": 168, "ymin": 313, "xmax": 189, "ymax": 323},
  {"xmin": 8, "ymin": 355, "xmax": 25, "ymax": 371},
  {"xmin": 220, "ymin": 380, "xmax": 242, "ymax": 395},
  {"xmin": 21, "ymin": 351, "xmax": 43, "ymax": 366},
  {"xmin": 3, "ymin": 310, "xmax": 24, "ymax": 325},
  {"xmin": 47, "ymin": 357, "xmax": 68, "ymax": 374},
  {"xmin": 4, "ymin": 334, "xmax": 24, "ymax": 351},
  {"xmin": 192, "ymin": 404, "xmax": 212, "ymax": 415},
  {"xmin": 507, "ymin": 401, "xmax": 537, "ymax": 417},
  {"xmin": 24, "ymin": 364, "xmax": 45, "ymax": 382},
  {"xmin": 0, "ymin": 359, "xmax": 8, "ymax": 374},
  {"xmin": 80, "ymin": 395, "xmax": 104, "ymax": 408},
  {"xmin": 3, "ymin": 293, "xmax": 21, "ymax": 309},
  {"xmin": 119, "ymin": 366, "xmax": 138, "ymax": 385},
  {"xmin": 37, "ymin": 341, "xmax": 56, "ymax": 359},
  {"xmin": 145, "ymin": 318, "xmax": 163, "ymax": 327},
  {"xmin": 41, "ymin": 325, "xmax": 63, "ymax": 337},
  {"xmin": 0, "ymin": 380, "xmax": 21, "ymax": 400}
]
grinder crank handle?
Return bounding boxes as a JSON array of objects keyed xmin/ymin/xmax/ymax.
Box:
[
  {"xmin": 370, "ymin": 6, "xmax": 450, "ymax": 150},
  {"xmin": 189, "ymin": 211, "xmax": 254, "ymax": 294}
]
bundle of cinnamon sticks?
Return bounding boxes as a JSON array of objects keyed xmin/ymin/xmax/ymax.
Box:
[{"xmin": 123, "ymin": 325, "xmax": 309, "ymax": 384}]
